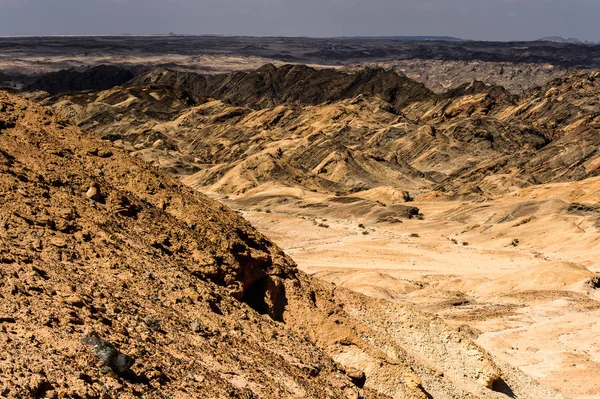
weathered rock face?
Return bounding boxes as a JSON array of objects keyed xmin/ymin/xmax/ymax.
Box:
[
  {"xmin": 0, "ymin": 91, "xmax": 565, "ymax": 398},
  {"xmin": 131, "ymin": 64, "xmax": 434, "ymax": 109}
]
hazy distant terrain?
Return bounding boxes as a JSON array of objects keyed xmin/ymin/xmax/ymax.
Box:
[
  {"xmin": 0, "ymin": 35, "xmax": 598, "ymax": 67},
  {"xmin": 0, "ymin": 35, "xmax": 599, "ymax": 93}
]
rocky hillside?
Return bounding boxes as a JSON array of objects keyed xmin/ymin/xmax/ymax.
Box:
[
  {"xmin": 40, "ymin": 66, "xmax": 600, "ymax": 200},
  {"xmin": 353, "ymin": 60, "xmax": 578, "ymax": 94},
  {"xmin": 25, "ymin": 66, "xmax": 135, "ymax": 95},
  {"xmin": 0, "ymin": 91, "xmax": 566, "ymax": 398},
  {"xmin": 131, "ymin": 64, "xmax": 434, "ymax": 109}
]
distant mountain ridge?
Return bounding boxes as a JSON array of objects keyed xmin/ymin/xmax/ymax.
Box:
[
  {"xmin": 349, "ymin": 36, "xmax": 463, "ymax": 41},
  {"xmin": 130, "ymin": 64, "xmax": 434, "ymax": 109},
  {"xmin": 536, "ymin": 36, "xmax": 597, "ymax": 45},
  {"xmin": 2, "ymin": 35, "xmax": 600, "ymax": 70}
]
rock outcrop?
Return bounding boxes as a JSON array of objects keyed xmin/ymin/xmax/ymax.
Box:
[
  {"xmin": 131, "ymin": 64, "xmax": 434, "ymax": 109},
  {"xmin": 25, "ymin": 65, "xmax": 135, "ymax": 95}
]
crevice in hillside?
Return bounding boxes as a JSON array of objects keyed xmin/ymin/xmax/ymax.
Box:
[
  {"xmin": 492, "ymin": 377, "xmax": 516, "ymax": 398},
  {"xmin": 241, "ymin": 275, "xmax": 288, "ymax": 322}
]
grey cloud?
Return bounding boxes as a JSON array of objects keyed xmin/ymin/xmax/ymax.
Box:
[{"xmin": 0, "ymin": 0, "xmax": 598, "ymax": 41}]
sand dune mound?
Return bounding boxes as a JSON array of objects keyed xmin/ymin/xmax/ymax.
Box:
[
  {"xmin": 312, "ymin": 270, "xmax": 421, "ymax": 300},
  {"xmin": 474, "ymin": 262, "xmax": 596, "ymax": 298}
]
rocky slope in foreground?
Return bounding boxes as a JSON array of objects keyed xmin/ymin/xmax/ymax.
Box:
[{"xmin": 0, "ymin": 93, "xmax": 565, "ymax": 398}]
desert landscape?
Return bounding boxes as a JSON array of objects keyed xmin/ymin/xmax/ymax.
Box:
[{"xmin": 1, "ymin": 34, "xmax": 600, "ymax": 398}]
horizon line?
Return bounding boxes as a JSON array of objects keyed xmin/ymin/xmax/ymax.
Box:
[{"xmin": 0, "ymin": 33, "xmax": 597, "ymax": 44}]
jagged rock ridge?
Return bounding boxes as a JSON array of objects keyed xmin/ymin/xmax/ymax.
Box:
[{"xmin": 131, "ymin": 64, "xmax": 434, "ymax": 109}]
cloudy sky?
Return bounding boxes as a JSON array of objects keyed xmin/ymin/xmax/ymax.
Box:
[{"xmin": 0, "ymin": 0, "xmax": 598, "ymax": 41}]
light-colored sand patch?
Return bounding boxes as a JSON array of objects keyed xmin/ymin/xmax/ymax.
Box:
[{"xmin": 223, "ymin": 179, "xmax": 600, "ymax": 398}]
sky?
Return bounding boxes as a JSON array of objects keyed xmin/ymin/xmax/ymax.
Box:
[{"xmin": 0, "ymin": 0, "xmax": 598, "ymax": 42}]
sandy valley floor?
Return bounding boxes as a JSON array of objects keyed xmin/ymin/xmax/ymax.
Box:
[{"xmin": 221, "ymin": 179, "xmax": 600, "ymax": 399}]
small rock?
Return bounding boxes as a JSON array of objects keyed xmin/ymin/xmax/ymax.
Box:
[
  {"xmin": 74, "ymin": 231, "xmax": 92, "ymax": 242},
  {"xmin": 73, "ymin": 371, "xmax": 93, "ymax": 384},
  {"xmin": 146, "ymin": 370, "xmax": 165, "ymax": 381},
  {"xmin": 98, "ymin": 150, "xmax": 113, "ymax": 158},
  {"xmin": 31, "ymin": 238, "xmax": 43, "ymax": 251},
  {"xmin": 302, "ymin": 363, "xmax": 322, "ymax": 377},
  {"xmin": 344, "ymin": 367, "xmax": 366, "ymax": 388},
  {"xmin": 32, "ymin": 266, "xmax": 49, "ymax": 280},
  {"xmin": 80, "ymin": 335, "xmax": 135, "ymax": 374},
  {"xmin": 190, "ymin": 321, "xmax": 202, "ymax": 333},
  {"xmin": 68, "ymin": 314, "xmax": 84, "ymax": 325},
  {"xmin": 86, "ymin": 184, "xmax": 103, "ymax": 202},
  {"xmin": 44, "ymin": 390, "xmax": 58, "ymax": 399},
  {"xmin": 104, "ymin": 380, "xmax": 124, "ymax": 392},
  {"xmin": 64, "ymin": 295, "xmax": 84, "ymax": 308},
  {"xmin": 55, "ymin": 219, "xmax": 76, "ymax": 234},
  {"xmin": 142, "ymin": 316, "xmax": 160, "ymax": 331},
  {"xmin": 183, "ymin": 288, "xmax": 200, "ymax": 302},
  {"xmin": 49, "ymin": 237, "xmax": 67, "ymax": 248}
]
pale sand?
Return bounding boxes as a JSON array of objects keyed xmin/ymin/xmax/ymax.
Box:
[{"xmin": 222, "ymin": 177, "xmax": 600, "ymax": 399}]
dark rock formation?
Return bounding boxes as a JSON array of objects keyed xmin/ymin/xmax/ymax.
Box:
[
  {"xmin": 25, "ymin": 65, "xmax": 134, "ymax": 94},
  {"xmin": 132, "ymin": 64, "xmax": 434, "ymax": 109}
]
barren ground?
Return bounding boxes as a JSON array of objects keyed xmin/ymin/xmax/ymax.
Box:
[
  {"xmin": 222, "ymin": 180, "xmax": 600, "ymax": 399},
  {"xmin": 4, "ymin": 37, "xmax": 600, "ymax": 397}
]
